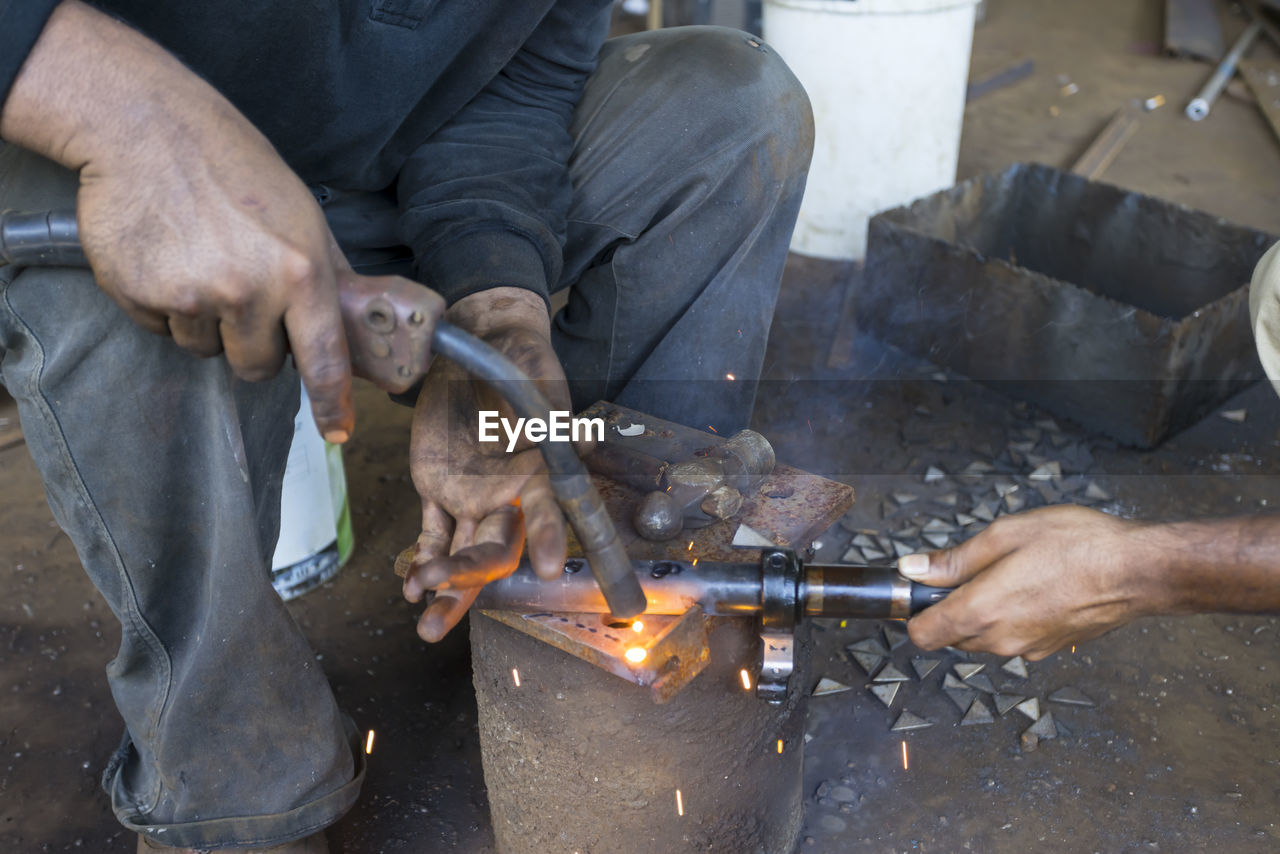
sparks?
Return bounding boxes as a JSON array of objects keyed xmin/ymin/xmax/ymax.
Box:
[
  {"xmin": 707, "ymin": 425, "xmax": 718, "ymax": 433},
  {"xmin": 1071, "ymin": 646, "xmax": 1076, "ymax": 654},
  {"xmin": 777, "ymin": 739, "xmax": 784, "ymax": 754},
  {"xmin": 691, "ymin": 557, "xmax": 698, "ymax": 566},
  {"xmin": 740, "ymin": 668, "xmax": 752, "ymax": 691},
  {"xmin": 901, "ymin": 740, "xmax": 908, "ymax": 770},
  {"xmin": 631, "ymin": 620, "xmax": 644, "ymax": 633},
  {"xmin": 725, "ymin": 372, "xmax": 736, "ymax": 381},
  {"xmin": 807, "ymin": 419, "xmax": 813, "ymax": 433},
  {"xmin": 625, "ymin": 647, "xmax": 647, "ymax": 664},
  {"xmin": 676, "ymin": 788, "xmax": 684, "ymax": 816},
  {"xmin": 365, "ymin": 730, "xmax": 375, "ymax": 755},
  {"xmin": 512, "ymin": 667, "xmax": 521, "ymax": 687},
  {"xmin": 687, "ymin": 541, "xmax": 694, "ymax": 551}
]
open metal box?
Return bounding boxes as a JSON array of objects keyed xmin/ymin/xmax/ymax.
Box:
[{"xmin": 859, "ymin": 163, "xmax": 1276, "ymax": 447}]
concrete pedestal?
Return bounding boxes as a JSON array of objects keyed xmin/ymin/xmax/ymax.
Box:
[{"xmin": 470, "ymin": 613, "xmax": 812, "ymax": 854}]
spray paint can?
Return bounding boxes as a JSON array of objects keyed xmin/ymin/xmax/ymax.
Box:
[{"xmin": 270, "ymin": 383, "xmax": 354, "ymax": 599}]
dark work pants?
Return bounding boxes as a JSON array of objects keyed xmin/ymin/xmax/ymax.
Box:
[{"xmin": 0, "ymin": 26, "xmax": 811, "ymax": 849}]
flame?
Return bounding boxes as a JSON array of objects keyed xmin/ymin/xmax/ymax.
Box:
[
  {"xmin": 625, "ymin": 647, "xmax": 647, "ymax": 664},
  {"xmin": 740, "ymin": 669, "xmax": 752, "ymax": 691},
  {"xmin": 512, "ymin": 668, "xmax": 521, "ymax": 687},
  {"xmin": 631, "ymin": 620, "xmax": 644, "ymax": 633},
  {"xmin": 676, "ymin": 788, "xmax": 684, "ymax": 816},
  {"xmin": 365, "ymin": 730, "xmax": 375, "ymax": 755}
]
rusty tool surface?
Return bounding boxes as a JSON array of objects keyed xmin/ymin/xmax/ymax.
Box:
[{"xmin": 574, "ymin": 401, "xmax": 854, "ymax": 562}]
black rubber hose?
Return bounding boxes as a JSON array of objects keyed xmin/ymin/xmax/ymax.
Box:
[{"xmin": 430, "ymin": 322, "xmax": 647, "ymax": 618}]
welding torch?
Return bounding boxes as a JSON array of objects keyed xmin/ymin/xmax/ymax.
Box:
[{"xmin": 0, "ymin": 208, "xmax": 646, "ymax": 618}]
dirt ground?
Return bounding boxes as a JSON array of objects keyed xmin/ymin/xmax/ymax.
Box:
[{"xmin": 4, "ymin": 0, "xmax": 1280, "ymax": 851}]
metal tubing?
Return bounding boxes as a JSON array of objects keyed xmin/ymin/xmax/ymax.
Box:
[
  {"xmin": 474, "ymin": 558, "xmax": 950, "ymax": 619},
  {"xmin": 0, "ymin": 209, "xmax": 85, "ymax": 267},
  {"xmin": 1185, "ymin": 20, "xmax": 1262, "ymax": 120}
]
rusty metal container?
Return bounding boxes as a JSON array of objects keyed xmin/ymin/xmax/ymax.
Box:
[{"xmin": 858, "ymin": 162, "xmax": 1276, "ymax": 447}]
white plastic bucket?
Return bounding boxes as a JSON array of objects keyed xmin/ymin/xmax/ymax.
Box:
[
  {"xmin": 270, "ymin": 383, "xmax": 354, "ymax": 599},
  {"xmin": 763, "ymin": 0, "xmax": 980, "ymax": 260}
]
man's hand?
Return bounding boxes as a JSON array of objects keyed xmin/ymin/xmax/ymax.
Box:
[
  {"xmin": 900, "ymin": 506, "xmax": 1161, "ymax": 660},
  {"xmin": 0, "ymin": 1, "xmax": 354, "ymax": 441},
  {"xmin": 402, "ymin": 287, "xmax": 572, "ymax": 641}
]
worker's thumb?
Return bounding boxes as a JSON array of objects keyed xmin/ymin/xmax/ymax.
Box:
[{"xmin": 897, "ymin": 536, "xmax": 993, "ymax": 587}]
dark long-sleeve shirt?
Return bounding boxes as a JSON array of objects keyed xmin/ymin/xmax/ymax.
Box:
[{"xmin": 0, "ymin": 0, "xmax": 614, "ymax": 304}]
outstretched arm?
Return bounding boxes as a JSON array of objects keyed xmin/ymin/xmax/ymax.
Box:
[{"xmin": 901, "ymin": 505, "xmax": 1280, "ymax": 660}]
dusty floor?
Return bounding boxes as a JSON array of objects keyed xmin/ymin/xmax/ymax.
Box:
[{"xmin": 4, "ymin": 0, "xmax": 1280, "ymax": 851}]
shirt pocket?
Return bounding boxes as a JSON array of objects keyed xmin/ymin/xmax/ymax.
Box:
[{"xmin": 369, "ymin": 0, "xmax": 434, "ymax": 29}]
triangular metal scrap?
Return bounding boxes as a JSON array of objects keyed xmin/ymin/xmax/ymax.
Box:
[
  {"xmin": 812, "ymin": 677, "xmax": 852, "ymax": 697},
  {"xmin": 972, "ymin": 502, "xmax": 996, "ymax": 522},
  {"xmin": 965, "ymin": 673, "xmax": 996, "ymax": 694},
  {"xmin": 922, "ymin": 518, "xmax": 956, "ymax": 533},
  {"xmin": 1220, "ymin": 409, "xmax": 1247, "ymax": 423},
  {"xmin": 923, "ymin": 532, "xmax": 950, "ymax": 550},
  {"xmin": 892, "ymin": 541, "xmax": 915, "ymax": 558},
  {"xmin": 871, "ymin": 663, "xmax": 910, "ymax": 683},
  {"xmin": 1028, "ymin": 461, "xmax": 1062, "ymax": 482},
  {"xmin": 1001, "ymin": 656, "xmax": 1029, "ymax": 679},
  {"xmin": 911, "ymin": 657, "xmax": 941, "ymax": 680},
  {"xmin": 945, "ymin": 688, "xmax": 976, "ymax": 712},
  {"xmin": 1020, "ymin": 730, "xmax": 1039, "ymax": 752},
  {"xmin": 848, "ymin": 637, "xmax": 889, "ymax": 657},
  {"xmin": 994, "ymin": 480, "xmax": 1018, "ymax": 498},
  {"xmin": 840, "ymin": 546, "xmax": 865, "ymax": 564},
  {"xmin": 881, "ymin": 622, "xmax": 910, "ymax": 650},
  {"xmin": 893, "ymin": 492, "xmax": 919, "ymax": 505},
  {"xmin": 732, "ymin": 523, "xmax": 776, "ymax": 548},
  {"xmin": 1014, "ymin": 697, "xmax": 1040, "ymax": 721},
  {"xmin": 994, "ymin": 693, "xmax": 1026, "ymax": 716},
  {"xmin": 852, "ymin": 533, "xmax": 876, "ymax": 549},
  {"xmin": 1027, "ymin": 712, "xmax": 1059, "ymax": 740},
  {"xmin": 850, "ymin": 651, "xmax": 884, "ymax": 676},
  {"xmin": 862, "ymin": 547, "xmax": 888, "ymax": 562},
  {"xmin": 955, "ymin": 513, "xmax": 977, "ymax": 527},
  {"xmin": 937, "ymin": 493, "xmax": 959, "ymax": 507},
  {"xmin": 1004, "ymin": 491, "xmax": 1025, "ymax": 513},
  {"xmin": 1084, "ymin": 481, "xmax": 1111, "ymax": 502},
  {"xmin": 924, "ymin": 466, "xmax": 947, "ymax": 484},
  {"xmin": 891, "ymin": 710, "xmax": 934, "ymax": 732},
  {"xmin": 963, "ymin": 461, "xmax": 994, "ymax": 476},
  {"xmin": 1048, "ymin": 687, "xmax": 1096, "ymax": 707},
  {"xmin": 942, "ymin": 672, "xmax": 969, "ymax": 691},
  {"xmin": 954, "ymin": 662, "xmax": 986, "ymax": 681},
  {"xmin": 960, "ymin": 697, "xmax": 995, "ymax": 726},
  {"xmin": 867, "ymin": 681, "xmax": 901, "ymax": 708}
]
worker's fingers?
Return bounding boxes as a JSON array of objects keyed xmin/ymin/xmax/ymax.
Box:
[
  {"xmin": 906, "ymin": 582, "xmax": 983, "ymax": 652},
  {"xmin": 280, "ymin": 259, "xmax": 354, "ymax": 443},
  {"xmin": 412, "ymin": 504, "xmax": 524, "ymax": 591},
  {"xmin": 520, "ymin": 473, "xmax": 567, "ymax": 581},
  {"xmin": 219, "ymin": 310, "xmax": 287, "ymax": 381},
  {"xmin": 404, "ymin": 501, "xmax": 455, "ymax": 603},
  {"xmin": 416, "ymin": 585, "xmax": 482, "ymax": 643},
  {"xmin": 897, "ymin": 518, "xmax": 1021, "ymax": 587},
  {"xmin": 167, "ymin": 313, "xmax": 224, "ymax": 358}
]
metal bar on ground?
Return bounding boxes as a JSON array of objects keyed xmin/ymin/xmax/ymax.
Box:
[
  {"xmin": 1185, "ymin": 20, "xmax": 1262, "ymax": 120},
  {"xmin": 1070, "ymin": 103, "xmax": 1143, "ymax": 180}
]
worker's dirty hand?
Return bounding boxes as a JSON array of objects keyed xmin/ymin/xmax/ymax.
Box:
[
  {"xmin": 901, "ymin": 505, "xmax": 1160, "ymax": 660},
  {"xmin": 0, "ymin": 1, "xmax": 355, "ymax": 443},
  {"xmin": 404, "ymin": 287, "xmax": 574, "ymax": 642}
]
